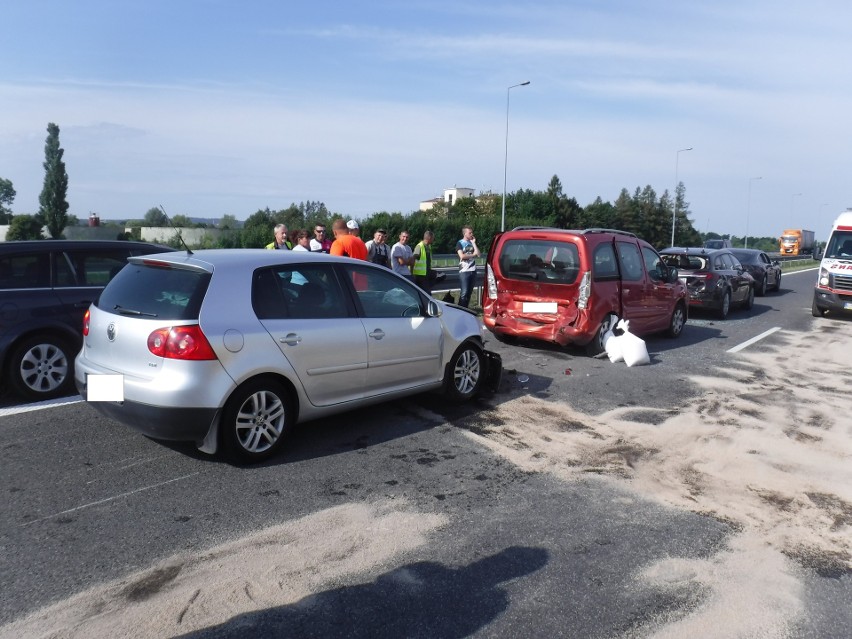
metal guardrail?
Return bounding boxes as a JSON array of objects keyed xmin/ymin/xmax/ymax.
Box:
[
  {"xmin": 780, "ymin": 258, "xmax": 818, "ymax": 271},
  {"xmin": 772, "ymin": 254, "xmax": 818, "ymax": 263}
]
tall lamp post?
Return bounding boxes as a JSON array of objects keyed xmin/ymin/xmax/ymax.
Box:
[
  {"xmin": 501, "ymin": 81, "xmax": 530, "ymax": 232},
  {"xmin": 670, "ymin": 147, "xmax": 692, "ymax": 247},
  {"xmin": 744, "ymin": 176, "xmax": 762, "ymax": 249}
]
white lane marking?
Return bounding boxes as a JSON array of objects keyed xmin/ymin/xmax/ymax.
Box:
[
  {"xmin": 86, "ymin": 455, "xmax": 177, "ymax": 484},
  {"xmin": 20, "ymin": 472, "xmax": 201, "ymax": 527},
  {"xmin": 0, "ymin": 396, "xmax": 82, "ymax": 418},
  {"xmin": 727, "ymin": 327, "xmax": 782, "ymax": 353}
]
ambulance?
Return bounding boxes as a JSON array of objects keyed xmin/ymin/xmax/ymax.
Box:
[{"xmin": 812, "ymin": 211, "xmax": 852, "ymax": 317}]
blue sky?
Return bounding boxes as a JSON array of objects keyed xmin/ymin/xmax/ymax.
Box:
[{"xmin": 2, "ymin": 0, "xmax": 851, "ymax": 238}]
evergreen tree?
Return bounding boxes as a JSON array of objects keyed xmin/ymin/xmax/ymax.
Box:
[
  {"xmin": 635, "ymin": 185, "xmax": 670, "ymax": 246},
  {"xmin": 553, "ymin": 197, "xmax": 582, "ymax": 229},
  {"xmin": 671, "ymin": 181, "xmax": 695, "ymax": 246},
  {"xmin": 39, "ymin": 123, "xmax": 70, "ymax": 238},
  {"xmin": 547, "ymin": 175, "xmax": 563, "ymax": 201},
  {"xmin": 614, "ymin": 188, "xmax": 636, "ymax": 234},
  {"xmin": 583, "ymin": 197, "xmax": 616, "ymax": 229}
]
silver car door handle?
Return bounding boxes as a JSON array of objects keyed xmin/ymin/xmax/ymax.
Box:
[
  {"xmin": 368, "ymin": 329, "xmax": 385, "ymax": 340},
  {"xmin": 280, "ymin": 333, "xmax": 302, "ymax": 346}
]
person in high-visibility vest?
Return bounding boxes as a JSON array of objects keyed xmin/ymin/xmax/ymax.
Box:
[
  {"xmin": 265, "ymin": 223, "xmax": 292, "ymax": 250},
  {"xmin": 412, "ymin": 230, "xmax": 434, "ymax": 293}
]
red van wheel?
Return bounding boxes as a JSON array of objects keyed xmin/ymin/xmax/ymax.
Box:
[{"xmin": 585, "ymin": 313, "xmax": 618, "ymax": 356}]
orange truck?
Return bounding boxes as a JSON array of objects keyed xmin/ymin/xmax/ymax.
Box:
[{"xmin": 779, "ymin": 229, "xmax": 815, "ymax": 256}]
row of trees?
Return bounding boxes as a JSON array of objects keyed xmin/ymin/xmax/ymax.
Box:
[
  {"xmin": 2, "ymin": 123, "xmax": 779, "ymax": 252},
  {"xmin": 165, "ymin": 175, "xmax": 707, "ymax": 254}
]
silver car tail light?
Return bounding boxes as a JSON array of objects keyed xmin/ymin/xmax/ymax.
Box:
[{"xmin": 147, "ymin": 326, "xmax": 217, "ymax": 360}]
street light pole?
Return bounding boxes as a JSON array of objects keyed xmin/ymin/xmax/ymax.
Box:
[
  {"xmin": 670, "ymin": 147, "xmax": 692, "ymax": 247},
  {"xmin": 745, "ymin": 176, "xmax": 762, "ymax": 249},
  {"xmin": 501, "ymin": 81, "xmax": 530, "ymax": 232}
]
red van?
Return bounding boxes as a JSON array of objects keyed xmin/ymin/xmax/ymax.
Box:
[{"xmin": 483, "ymin": 227, "xmax": 688, "ymax": 354}]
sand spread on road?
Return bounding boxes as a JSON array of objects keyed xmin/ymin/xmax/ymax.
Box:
[
  {"xmin": 3, "ymin": 321, "xmax": 849, "ymax": 638},
  {"xmin": 461, "ymin": 320, "xmax": 851, "ymax": 637},
  {"xmin": 0, "ymin": 503, "xmax": 447, "ymax": 639}
]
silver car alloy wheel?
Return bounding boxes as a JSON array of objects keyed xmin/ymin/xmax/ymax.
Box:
[
  {"xmin": 234, "ymin": 390, "xmax": 287, "ymax": 454},
  {"xmin": 453, "ymin": 348, "xmax": 481, "ymax": 396}
]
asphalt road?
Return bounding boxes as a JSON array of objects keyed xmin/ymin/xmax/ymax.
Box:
[{"xmin": 1, "ymin": 267, "xmax": 849, "ymax": 637}]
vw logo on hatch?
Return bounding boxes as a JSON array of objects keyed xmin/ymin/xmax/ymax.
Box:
[{"xmin": 106, "ymin": 322, "xmax": 116, "ymax": 342}]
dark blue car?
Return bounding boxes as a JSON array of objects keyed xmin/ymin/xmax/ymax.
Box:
[{"xmin": 0, "ymin": 240, "xmax": 174, "ymax": 400}]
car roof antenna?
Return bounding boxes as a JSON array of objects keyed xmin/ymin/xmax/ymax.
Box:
[{"xmin": 159, "ymin": 205, "xmax": 193, "ymax": 255}]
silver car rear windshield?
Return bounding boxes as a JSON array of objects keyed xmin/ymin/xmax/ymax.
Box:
[
  {"xmin": 498, "ymin": 240, "xmax": 580, "ymax": 284},
  {"xmin": 96, "ymin": 263, "xmax": 211, "ymax": 320}
]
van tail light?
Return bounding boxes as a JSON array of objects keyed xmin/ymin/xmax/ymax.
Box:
[
  {"xmin": 577, "ymin": 271, "xmax": 591, "ymax": 309},
  {"xmin": 147, "ymin": 325, "xmax": 217, "ymax": 360},
  {"xmin": 82, "ymin": 309, "xmax": 90, "ymax": 336},
  {"xmin": 486, "ymin": 264, "xmax": 498, "ymax": 298}
]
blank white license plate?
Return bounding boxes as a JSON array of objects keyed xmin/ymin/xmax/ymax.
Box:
[
  {"xmin": 845, "ymin": 302, "xmax": 852, "ymax": 310},
  {"xmin": 522, "ymin": 302, "xmax": 558, "ymax": 313},
  {"xmin": 87, "ymin": 374, "xmax": 125, "ymax": 402}
]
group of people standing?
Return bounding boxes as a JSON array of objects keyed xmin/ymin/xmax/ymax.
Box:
[
  {"xmin": 267, "ymin": 221, "xmax": 480, "ymax": 308},
  {"xmin": 265, "ymin": 222, "xmax": 334, "ymax": 253}
]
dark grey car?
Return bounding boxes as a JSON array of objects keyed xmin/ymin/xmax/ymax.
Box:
[
  {"xmin": 661, "ymin": 247, "xmax": 755, "ymax": 319},
  {"xmin": 0, "ymin": 240, "xmax": 174, "ymax": 400},
  {"xmin": 729, "ymin": 248, "xmax": 782, "ymax": 296}
]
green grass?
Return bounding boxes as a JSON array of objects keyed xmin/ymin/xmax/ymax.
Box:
[{"xmin": 780, "ymin": 258, "xmax": 819, "ymax": 273}]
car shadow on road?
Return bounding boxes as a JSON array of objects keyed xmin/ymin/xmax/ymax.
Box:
[
  {"xmin": 174, "ymin": 545, "xmax": 549, "ymax": 639},
  {"xmin": 211, "ymin": 381, "xmax": 523, "ymax": 468}
]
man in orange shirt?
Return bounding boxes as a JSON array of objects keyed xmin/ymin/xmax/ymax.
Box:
[{"xmin": 330, "ymin": 218, "xmax": 368, "ymax": 260}]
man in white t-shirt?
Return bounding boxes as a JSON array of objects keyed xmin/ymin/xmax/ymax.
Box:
[
  {"xmin": 310, "ymin": 224, "xmax": 332, "ymax": 252},
  {"xmin": 391, "ymin": 230, "xmax": 415, "ymax": 280}
]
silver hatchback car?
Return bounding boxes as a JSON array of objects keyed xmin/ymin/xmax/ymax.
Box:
[{"xmin": 75, "ymin": 249, "xmax": 500, "ymax": 462}]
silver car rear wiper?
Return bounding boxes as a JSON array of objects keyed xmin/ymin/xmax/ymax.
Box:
[{"xmin": 114, "ymin": 305, "xmax": 158, "ymax": 317}]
